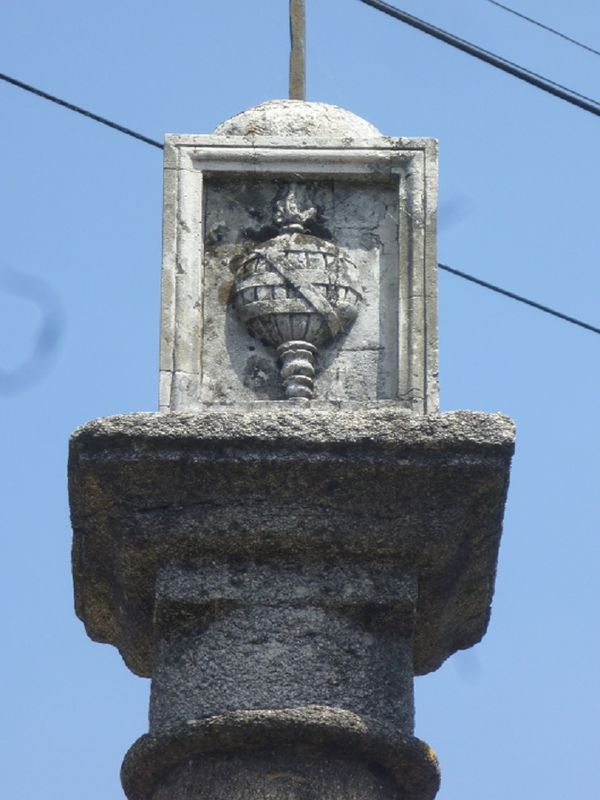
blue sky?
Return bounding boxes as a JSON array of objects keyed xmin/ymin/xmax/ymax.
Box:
[{"xmin": 1, "ymin": 1, "xmax": 598, "ymax": 797}]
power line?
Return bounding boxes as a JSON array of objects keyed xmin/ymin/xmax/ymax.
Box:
[
  {"xmin": 438, "ymin": 263, "xmax": 600, "ymax": 335},
  {"xmin": 486, "ymin": 0, "xmax": 600, "ymax": 58},
  {"xmin": 1, "ymin": 72, "xmax": 597, "ymax": 337},
  {"xmin": 355, "ymin": 0, "xmax": 600, "ymax": 117},
  {"xmin": 0, "ymin": 72, "xmax": 163, "ymax": 149}
]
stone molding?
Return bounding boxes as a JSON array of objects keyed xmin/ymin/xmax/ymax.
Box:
[{"xmin": 121, "ymin": 707, "xmax": 440, "ymax": 800}]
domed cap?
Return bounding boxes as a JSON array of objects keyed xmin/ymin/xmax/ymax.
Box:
[{"xmin": 213, "ymin": 99, "xmax": 381, "ymax": 139}]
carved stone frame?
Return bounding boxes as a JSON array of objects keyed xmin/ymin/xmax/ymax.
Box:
[{"xmin": 160, "ymin": 135, "xmax": 438, "ymax": 413}]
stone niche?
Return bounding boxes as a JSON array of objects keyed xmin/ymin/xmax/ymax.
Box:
[{"xmin": 159, "ymin": 101, "xmax": 438, "ymax": 412}]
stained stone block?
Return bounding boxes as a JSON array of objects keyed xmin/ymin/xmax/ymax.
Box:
[{"xmin": 70, "ymin": 407, "xmax": 514, "ymax": 678}]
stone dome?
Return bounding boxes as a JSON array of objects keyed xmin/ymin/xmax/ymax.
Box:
[{"xmin": 213, "ymin": 99, "xmax": 381, "ymax": 139}]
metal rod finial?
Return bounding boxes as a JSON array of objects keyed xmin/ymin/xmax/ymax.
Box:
[{"xmin": 289, "ymin": 0, "xmax": 306, "ymax": 100}]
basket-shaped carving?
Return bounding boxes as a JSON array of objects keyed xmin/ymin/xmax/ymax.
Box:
[{"xmin": 232, "ymin": 231, "xmax": 362, "ymax": 399}]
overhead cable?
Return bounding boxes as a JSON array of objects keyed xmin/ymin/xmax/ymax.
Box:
[
  {"xmin": 0, "ymin": 71, "xmax": 163, "ymax": 149},
  {"xmin": 486, "ymin": 0, "xmax": 600, "ymax": 58},
  {"xmin": 355, "ymin": 0, "xmax": 600, "ymax": 117},
  {"xmin": 1, "ymin": 71, "xmax": 597, "ymax": 336},
  {"xmin": 438, "ymin": 263, "xmax": 600, "ymax": 335}
]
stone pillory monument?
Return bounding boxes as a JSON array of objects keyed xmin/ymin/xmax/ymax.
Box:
[{"xmin": 69, "ymin": 42, "xmax": 515, "ymax": 800}]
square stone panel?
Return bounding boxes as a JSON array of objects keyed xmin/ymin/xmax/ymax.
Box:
[{"xmin": 159, "ymin": 136, "xmax": 438, "ymax": 412}]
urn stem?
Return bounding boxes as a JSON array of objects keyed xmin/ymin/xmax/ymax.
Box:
[{"xmin": 277, "ymin": 340, "xmax": 317, "ymax": 400}]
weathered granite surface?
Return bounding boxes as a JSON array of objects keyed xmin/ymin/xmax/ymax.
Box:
[
  {"xmin": 70, "ymin": 407, "xmax": 514, "ymax": 678},
  {"xmin": 213, "ymin": 99, "xmax": 382, "ymax": 139},
  {"xmin": 149, "ymin": 562, "xmax": 417, "ymax": 732}
]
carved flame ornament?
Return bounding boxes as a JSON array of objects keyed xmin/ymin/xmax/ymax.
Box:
[{"xmin": 232, "ymin": 187, "xmax": 362, "ymax": 400}]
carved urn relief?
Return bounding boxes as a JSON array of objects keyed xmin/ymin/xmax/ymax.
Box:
[{"xmin": 231, "ymin": 186, "xmax": 363, "ymax": 400}]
